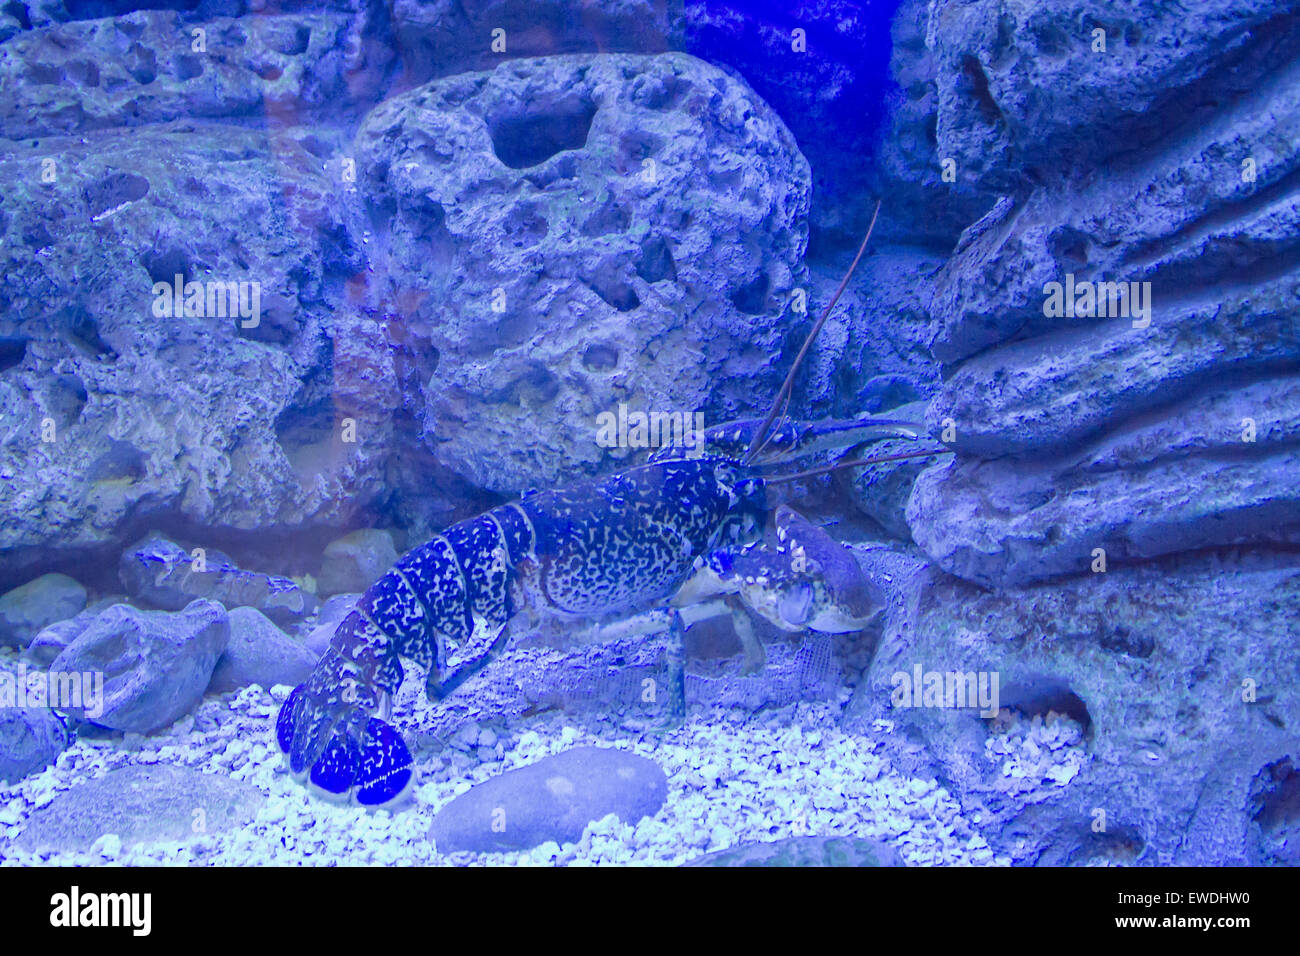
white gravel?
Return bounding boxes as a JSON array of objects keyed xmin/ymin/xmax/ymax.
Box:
[{"xmin": 0, "ymin": 647, "xmax": 1019, "ymax": 867}]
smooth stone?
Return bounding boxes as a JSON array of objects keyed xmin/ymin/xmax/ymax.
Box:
[
  {"xmin": 317, "ymin": 529, "xmax": 398, "ymax": 596},
  {"xmin": 0, "ymin": 573, "xmax": 87, "ymax": 648},
  {"xmin": 15, "ymin": 763, "xmax": 264, "ymax": 853},
  {"xmin": 0, "ymin": 708, "xmax": 69, "ymax": 785},
  {"xmin": 428, "ymin": 746, "xmax": 667, "ymax": 853},
  {"xmin": 207, "ymin": 606, "xmax": 317, "ymax": 694}
]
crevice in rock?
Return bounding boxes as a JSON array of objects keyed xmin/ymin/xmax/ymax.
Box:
[
  {"xmin": 996, "ymin": 676, "xmax": 1092, "ymax": 738},
  {"xmin": 487, "ymin": 97, "xmax": 597, "ymax": 170},
  {"xmin": 1129, "ymin": 161, "xmax": 1300, "ymax": 272},
  {"xmin": 635, "ymin": 233, "xmax": 676, "ymax": 283},
  {"xmin": 0, "ymin": 336, "xmax": 28, "ymax": 372},
  {"xmin": 958, "ymin": 55, "xmax": 1002, "ymax": 127},
  {"xmin": 1250, "ymin": 757, "xmax": 1300, "ymax": 865},
  {"xmin": 729, "ymin": 270, "xmax": 770, "ymax": 315},
  {"xmin": 581, "ymin": 343, "xmax": 619, "ymax": 372}
]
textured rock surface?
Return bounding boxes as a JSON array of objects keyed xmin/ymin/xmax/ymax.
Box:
[
  {"xmin": 0, "ymin": 708, "xmax": 68, "ymax": 785},
  {"xmin": 207, "ymin": 605, "xmax": 317, "ymax": 694},
  {"xmin": 50, "ymin": 599, "xmax": 229, "ymax": 732},
  {"xmin": 0, "ymin": 121, "xmax": 395, "ymax": 586},
  {"xmin": 0, "ymin": 9, "xmax": 392, "ymax": 139},
  {"xmin": 119, "ymin": 535, "xmax": 316, "ymax": 625},
  {"xmin": 429, "ymin": 745, "xmax": 668, "ymax": 852},
  {"xmin": 905, "ymin": 0, "xmax": 1300, "ymax": 586},
  {"xmin": 684, "ymin": 833, "xmax": 903, "ymax": 866},
  {"xmin": 14, "ymin": 763, "xmax": 264, "ymax": 852},
  {"xmin": 0, "ymin": 47, "xmax": 809, "ymax": 580},
  {"xmin": 848, "ymin": 550, "xmax": 1300, "ymax": 865},
  {"xmin": 317, "ymin": 528, "xmax": 397, "ymax": 595},
  {"xmin": 928, "ymin": 0, "xmax": 1300, "ymax": 192},
  {"xmin": 0, "ymin": 573, "xmax": 86, "ymax": 648},
  {"xmin": 392, "ymin": 0, "xmax": 680, "ymax": 85},
  {"xmin": 866, "ymin": 0, "xmax": 997, "ymax": 249},
  {"xmin": 353, "ymin": 52, "xmax": 810, "ymax": 494},
  {"xmin": 22, "ymin": 596, "xmax": 123, "ymax": 666},
  {"xmin": 845, "ymin": 401, "xmax": 946, "ymax": 540}
]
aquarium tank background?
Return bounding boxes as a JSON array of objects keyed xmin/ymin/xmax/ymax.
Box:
[{"xmin": 0, "ymin": 0, "xmax": 1296, "ymax": 869}]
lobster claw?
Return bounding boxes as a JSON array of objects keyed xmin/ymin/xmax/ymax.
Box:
[{"xmin": 276, "ymin": 684, "xmax": 415, "ymax": 807}]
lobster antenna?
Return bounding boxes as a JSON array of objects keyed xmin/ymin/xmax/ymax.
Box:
[
  {"xmin": 744, "ymin": 199, "xmax": 883, "ymax": 465},
  {"xmin": 765, "ymin": 447, "xmax": 952, "ymax": 486}
]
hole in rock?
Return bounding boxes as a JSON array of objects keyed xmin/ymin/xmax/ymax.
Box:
[
  {"xmin": 636, "ymin": 234, "xmax": 676, "ymax": 283},
  {"xmin": 144, "ymin": 246, "xmax": 191, "ymax": 287},
  {"xmin": 84, "ymin": 171, "xmax": 149, "ymax": 218},
  {"xmin": 87, "ymin": 439, "xmax": 146, "ymax": 482},
  {"xmin": 488, "ymin": 98, "xmax": 597, "ymax": 170},
  {"xmin": 996, "ymin": 676, "xmax": 1092, "ymax": 736},
  {"xmin": 587, "ymin": 276, "xmax": 639, "ymax": 313},
  {"xmin": 581, "ymin": 343, "xmax": 619, "ymax": 372},
  {"xmin": 1252, "ymin": 758, "xmax": 1300, "ymax": 865},
  {"xmin": 0, "ymin": 337, "xmax": 28, "ymax": 372},
  {"xmin": 730, "ymin": 271, "xmax": 770, "ymax": 315}
]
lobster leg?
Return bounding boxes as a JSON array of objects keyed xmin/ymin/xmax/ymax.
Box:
[
  {"xmin": 664, "ymin": 608, "xmax": 687, "ymax": 721},
  {"xmin": 425, "ymin": 623, "xmax": 514, "ymax": 701},
  {"xmin": 727, "ymin": 598, "xmax": 767, "ymax": 675}
]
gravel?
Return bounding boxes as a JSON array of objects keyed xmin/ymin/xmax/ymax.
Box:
[{"xmin": 0, "ymin": 646, "xmax": 1013, "ymax": 867}]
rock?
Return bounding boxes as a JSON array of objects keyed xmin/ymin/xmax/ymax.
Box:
[
  {"xmin": 866, "ymin": 0, "xmax": 998, "ymax": 249},
  {"xmin": 848, "ymin": 401, "xmax": 946, "ymax": 541},
  {"xmin": 0, "ymin": 573, "xmax": 87, "ymax": 648},
  {"xmin": 303, "ymin": 592, "xmax": 358, "ymax": 657},
  {"xmin": 23, "ymin": 596, "xmax": 123, "ymax": 667},
  {"xmin": 15, "ymin": 763, "xmax": 264, "ymax": 853},
  {"xmin": 802, "ymin": 252, "xmax": 942, "ymax": 425},
  {"xmin": 428, "ymin": 746, "xmax": 667, "ymax": 853},
  {"xmin": 392, "ymin": 0, "xmax": 680, "ymax": 85},
  {"xmin": 0, "ymin": 9, "xmax": 392, "ymax": 139},
  {"xmin": 119, "ymin": 535, "xmax": 316, "ymax": 625},
  {"xmin": 353, "ymin": 52, "xmax": 810, "ymax": 496},
  {"xmin": 0, "ymin": 120, "xmax": 398, "ymax": 587},
  {"xmin": 903, "ymin": 0, "xmax": 1300, "ymax": 587},
  {"xmin": 928, "ymin": 0, "xmax": 1299, "ymax": 193},
  {"xmin": 318, "ymin": 529, "xmax": 398, "ymax": 596},
  {"xmin": 50, "ymin": 600, "xmax": 229, "ymax": 733},
  {"xmin": 0, "ymin": 708, "xmax": 68, "ymax": 785},
  {"xmin": 681, "ymin": 0, "xmax": 892, "ymax": 249},
  {"xmin": 207, "ymin": 606, "xmax": 318, "ymax": 694},
  {"xmin": 684, "ymin": 834, "xmax": 904, "ymax": 867},
  {"xmin": 848, "ymin": 551, "xmax": 1300, "ymax": 865}
]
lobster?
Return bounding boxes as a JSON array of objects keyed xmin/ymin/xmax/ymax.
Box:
[{"xmin": 275, "ymin": 205, "xmax": 953, "ymax": 807}]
